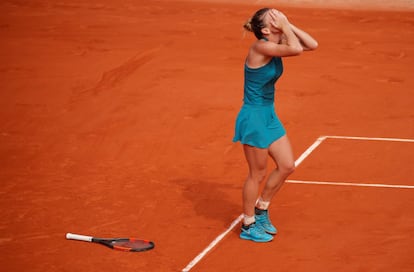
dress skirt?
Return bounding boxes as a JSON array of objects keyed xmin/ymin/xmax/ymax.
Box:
[{"xmin": 233, "ymin": 103, "xmax": 286, "ymax": 149}]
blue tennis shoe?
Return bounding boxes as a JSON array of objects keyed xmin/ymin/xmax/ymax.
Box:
[
  {"xmin": 255, "ymin": 208, "xmax": 277, "ymax": 235},
  {"xmin": 240, "ymin": 222, "xmax": 273, "ymax": 242}
]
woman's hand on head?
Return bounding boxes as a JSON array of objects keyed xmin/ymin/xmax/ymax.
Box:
[
  {"xmin": 268, "ymin": 9, "xmax": 289, "ymax": 32},
  {"xmin": 272, "ymin": 9, "xmax": 287, "ymax": 20}
]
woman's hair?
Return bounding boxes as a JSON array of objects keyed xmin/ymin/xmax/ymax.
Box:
[{"xmin": 243, "ymin": 8, "xmax": 270, "ymax": 39}]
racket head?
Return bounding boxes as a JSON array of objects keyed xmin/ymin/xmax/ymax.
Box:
[{"xmin": 94, "ymin": 237, "xmax": 155, "ymax": 252}]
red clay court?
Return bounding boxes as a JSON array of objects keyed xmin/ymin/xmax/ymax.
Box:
[{"xmin": 1, "ymin": 0, "xmax": 413, "ymax": 271}]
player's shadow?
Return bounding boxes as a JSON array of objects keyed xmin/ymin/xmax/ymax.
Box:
[{"xmin": 172, "ymin": 178, "xmax": 241, "ymax": 227}]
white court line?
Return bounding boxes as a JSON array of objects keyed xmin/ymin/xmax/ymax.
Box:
[
  {"xmin": 326, "ymin": 135, "xmax": 414, "ymax": 143},
  {"xmin": 181, "ymin": 135, "xmax": 414, "ymax": 271},
  {"xmin": 181, "ymin": 136, "xmax": 326, "ymax": 272},
  {"xmin": 287, "ymin": 179, "xmax": 414, "ymax": 189},
  {"xmin": 181, "ymin": 214, "xmax": 243, "ymax": 272},
  {"xmin": 294, "ymin": 136, "xmax": 327, "ymax": 167}
]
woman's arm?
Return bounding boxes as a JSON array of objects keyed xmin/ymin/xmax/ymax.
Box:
[
  {"xmin": 255, "ymin": 10, "xmax": 303, "ymax": 57},
  {"xmin": 289, "ymin": 23, "xmax": 318, "ymax": 51}
]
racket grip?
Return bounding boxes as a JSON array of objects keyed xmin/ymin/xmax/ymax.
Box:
[{"xmin": 66, "ymin": 233, "xmax": 93, "ymax": 242}]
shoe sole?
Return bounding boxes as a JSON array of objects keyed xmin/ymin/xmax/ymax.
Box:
[
  {"xmin": 264, "ymin": 229, "xmax": 277, "ymax": 235},
  {"xmin": 239, "ymin": 233, "xmax": 273, "ymax": 242}
]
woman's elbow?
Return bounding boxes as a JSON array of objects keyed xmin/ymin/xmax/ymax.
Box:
[
  {"xmin": 308, "ymin": 41, "xmax": 319, "ymax": 50},
  {"xmin": 292, "ymin": 45, "xmax": 304, "ymax": 55}
]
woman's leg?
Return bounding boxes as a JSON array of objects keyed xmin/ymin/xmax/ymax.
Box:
[
  {"xmin": 260, "ymin": 135, "xmax": 295, "ymax": 202},
  {"xmin": 240, "ymin": 144, "xmax": 274, "ymax": 242},
  {"xmin": 242, "ymin": 144, "xmax": 269, "ymax": 218},
  {"xmin": 253, "ymin": 135, "xmax": 295, "ymax": 235}
]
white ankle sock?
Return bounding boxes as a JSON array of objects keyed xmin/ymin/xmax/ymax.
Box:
[
  {"xmin": 243, "ymin": 214, "xmax": 255, "ymax": 225},
  {"xmin": 256, "ymin": 197, "xmax": 270, "ymax": 210}
]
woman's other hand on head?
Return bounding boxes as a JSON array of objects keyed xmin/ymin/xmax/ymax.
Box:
[
  {"xmin": 268, "ymin": 9, "xmax": 289, "ymax": 31},
  {"xmin": 272, "ymin": 9, "xmax": 287, "ymax": 21}
]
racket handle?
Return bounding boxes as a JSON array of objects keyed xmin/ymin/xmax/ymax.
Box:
[{"xmin": 66, "ymin": 233, "xmax": 93, "ymax": 242}]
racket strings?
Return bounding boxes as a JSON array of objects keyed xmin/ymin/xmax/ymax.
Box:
[{"xmin": 111, "ymin": 239, "xmax": 154, "ymax": 251}]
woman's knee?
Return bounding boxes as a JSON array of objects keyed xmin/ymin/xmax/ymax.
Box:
[{"xmin": 280, "ymin": 162, "xmax": 295, "ymax": 176}]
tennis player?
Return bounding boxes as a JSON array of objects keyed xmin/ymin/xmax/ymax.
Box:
[{"xmin": 233, "ymin": 8, "xmax": 318, "ymax": 242}]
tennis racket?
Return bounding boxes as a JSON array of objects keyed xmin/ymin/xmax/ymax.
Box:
[{"xmin": 66, "ymin": 233, "xmax": 155, "ymax": 252}]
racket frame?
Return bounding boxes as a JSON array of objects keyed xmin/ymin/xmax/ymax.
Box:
[{"xmin": 66, "ymin": 233, "xmax": 154, "ymax": 252}]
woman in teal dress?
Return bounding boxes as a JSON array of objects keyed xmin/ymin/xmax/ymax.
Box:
[{"xmin": 233, "ymin": 8, "xmax": 318, "ymax": 242}]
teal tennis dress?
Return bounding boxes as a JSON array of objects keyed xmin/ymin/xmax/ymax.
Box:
[{"xmin": 233, "ymin": 56, "xmax": 286, "ymax": 148}]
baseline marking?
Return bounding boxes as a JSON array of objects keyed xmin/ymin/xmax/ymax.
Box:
[
  {"xmin": 181, "ymin": 136, "xmax": 326, "ymax": 272},
  {"xmin": 287, "ymin": 179, "xmax": 414, "ymax": 189}
]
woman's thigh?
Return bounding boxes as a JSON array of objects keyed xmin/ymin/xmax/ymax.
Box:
[
  {"xmin": 268, "ymin": 135, "xmax": 295, "ymax": 170},
  {"xmin": 243, "ymin": 144, "xmax": 269, "ymax": 175}
]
